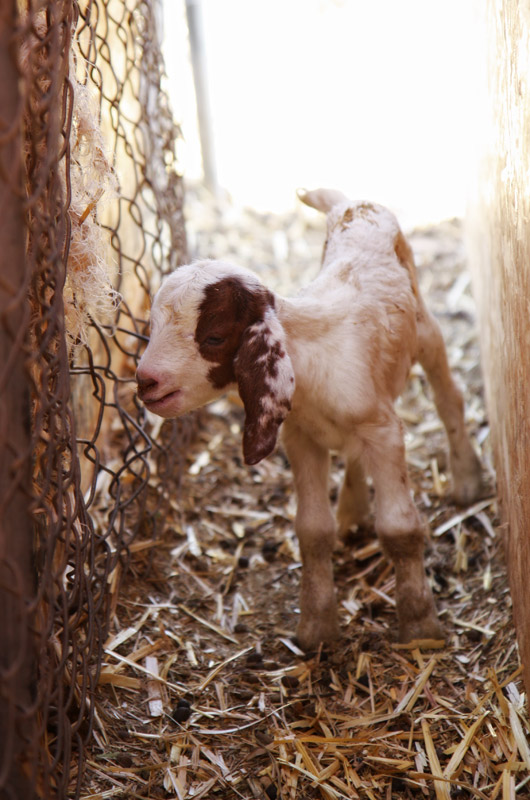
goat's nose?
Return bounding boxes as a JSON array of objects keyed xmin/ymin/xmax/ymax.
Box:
[{"xmin": 136, "ymin": 373, "xmax": 158, "ymax": 395}]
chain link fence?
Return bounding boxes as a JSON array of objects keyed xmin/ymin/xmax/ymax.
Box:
[{"xmin": 0, "ymin": 1, "xmax": 190, "ymax": 797}]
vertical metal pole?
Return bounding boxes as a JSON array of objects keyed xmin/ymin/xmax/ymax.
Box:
[
  {"xmin": 0, "ymin": 1, "xmax": 37, "ymax": 797},
  {"xmin": 185, "ymin": 0, "xmax": 219, "ymax": 193}
]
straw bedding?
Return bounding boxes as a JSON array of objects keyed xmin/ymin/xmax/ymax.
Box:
[{"xmin": 82, "ymin": 191, "xmax": 528, "ymax": 800}]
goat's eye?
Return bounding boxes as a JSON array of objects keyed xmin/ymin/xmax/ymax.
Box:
[{"xmin": 204, "ymin": 335, "xmax": 225, "ymax": 346}]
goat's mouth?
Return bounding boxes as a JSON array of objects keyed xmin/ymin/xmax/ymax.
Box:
[{"xmin": 141, "ymin": 389, "xmax": 182, "ymax": 413}]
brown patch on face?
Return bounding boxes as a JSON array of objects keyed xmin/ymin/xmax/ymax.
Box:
[
  {"xmin": 195, "ymin": 277, "xmax": 275, "ymax": 388},
  {"xmin": 195, "ymin": 277, "xmax": 294, "ymax": 464},
  {"xmin": 195, "ymin": 275, "xmax": 295, "ymax": 465},
  {"xmin": 394, "ymin": 231, "xmax": 420, "ymax": 298}
]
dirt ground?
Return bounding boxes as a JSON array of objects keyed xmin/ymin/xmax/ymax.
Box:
[{"xmin": 83, "ymin": 190, "xmax": 529, "ymax": 800}]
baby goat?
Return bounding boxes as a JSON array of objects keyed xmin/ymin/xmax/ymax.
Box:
[{"xmin": 136, "ymin": 189, "xmax": 483, "ymax": 650}]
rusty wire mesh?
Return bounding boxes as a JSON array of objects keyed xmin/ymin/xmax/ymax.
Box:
[{"xmin": 0, "ymin": 1, "xmax": 189, "ymax": 797}]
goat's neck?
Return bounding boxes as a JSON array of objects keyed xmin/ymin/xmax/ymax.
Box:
[{"xmin": 275, "ymin": 295, "xmax": 336, "ymax": 344}]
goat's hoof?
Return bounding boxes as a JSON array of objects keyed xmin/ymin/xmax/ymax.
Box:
[
  {"xmin": 337, "ymin": 518, "xmax": 372, "ymax": 542},
  {"xmin": 336, "ymin": 520, "xmax": 375, "ymax": 548},
  {"xmin": 451, "ymin": 475, "xmax": 486, "ymax": 506},
  {"xmin": 451, "ymin": 453, "xmax": 485, "ymax": 506},
  {"xmin": 296, "ymin": 617, "xmax": 340, "ymax": 652},
  {"xmin": 398, "ymin": 615, "xmax": 444, "ymax": 644}
]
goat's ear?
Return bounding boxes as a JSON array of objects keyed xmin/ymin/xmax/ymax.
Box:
[{"xmin": 234, "ymin": 310, "xmax": 295, "ymax": 465}]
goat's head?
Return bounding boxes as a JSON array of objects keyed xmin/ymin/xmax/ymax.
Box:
[{"xmin": 136, "ymin": 260, "xmax": 295, "ymax": 465}]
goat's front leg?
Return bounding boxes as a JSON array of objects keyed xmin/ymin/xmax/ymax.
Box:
[
  {"xmin": 417, "ymin": 307, "xmax": 483, "ymax": 505},
  {"xmin": 363, "ymin": 414, "xmax": 443, "ymax": 642},
  {"xmin": 283, "ymin": 423, "xmax": 339, "ymax": 650}
]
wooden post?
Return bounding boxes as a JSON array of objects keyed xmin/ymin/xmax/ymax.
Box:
[
  {"xmin": 0, "ymin": 1, "xmax": 37, "ymax": 796},
  {"xmin": 468, "ymin": 0, "xmax": 530, "ymax": 703}
]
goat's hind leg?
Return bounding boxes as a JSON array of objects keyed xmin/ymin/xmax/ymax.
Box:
[
  {"xmin": 363, "ymin": 414, "xmax": 443, "ymax": 642},
  {"xmin": 417, "ymin": 307, "xmax": 483, "ymax": 505},
  {"xmin": 337, "ymin": 456, "xmax": 371, "ymax": 538},
  {"xmin": 283, "ymin": 424, "xmax": 339, "ymax": 650}
]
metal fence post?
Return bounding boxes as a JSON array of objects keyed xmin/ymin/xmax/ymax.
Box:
[
  {"xmin": 185, "ymin": 0, "xmax": 218, "ymax": 193},
  {"xmin": 0, "ymin": 2, "xmax": 38, "ymax": 798}
]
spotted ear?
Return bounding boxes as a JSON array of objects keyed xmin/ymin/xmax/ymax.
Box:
[{"xmin": 234, "ymin": 309, "xmax": 295, "ymax": 465}]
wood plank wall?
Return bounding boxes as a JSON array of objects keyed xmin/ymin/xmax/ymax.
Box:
[{"xmin": 469, "ymin": 0, "xmax": 530, "ymax": 699}]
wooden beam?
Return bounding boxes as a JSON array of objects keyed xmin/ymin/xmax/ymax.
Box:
[{"xmin": 469, "ymin": 0, "xmax": 530, "ymax": 706}]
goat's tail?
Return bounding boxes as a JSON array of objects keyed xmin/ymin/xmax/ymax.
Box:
[{"xmin": 297, "ymin": 187, "xmax": 348, "ymax": 214}]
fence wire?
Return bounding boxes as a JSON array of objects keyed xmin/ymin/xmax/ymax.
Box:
[{"xmin": 0, "ymin": 1, "xmax": 189, "ymax": 797}]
